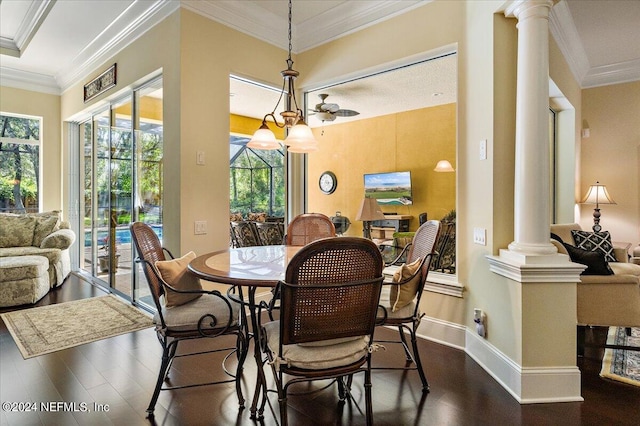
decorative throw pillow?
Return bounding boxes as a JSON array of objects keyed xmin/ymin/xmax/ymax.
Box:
[
  {"xmin": 0, "ymin": 215, "xmax": 37, "ymax": 248},
  {"xmin": 571, "ymin": 230, "xmax": 616, "ymax": 262},
  {"xmin": 389, "ymin": 257, "xmax": 423, "ymax": 312},
  {"xmin": 563, "ymin": 243, "xmax": 614, "ymax": 275},
  {"xmin": 155, "ymin": 251, "xmax": 203, "ymax": 308},
  {"xmin": 33, "ymin": 215, "xmax": 60, "ymax": 247}
]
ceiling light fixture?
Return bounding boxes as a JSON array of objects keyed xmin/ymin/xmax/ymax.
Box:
[{"xmin": 247, "ymin": 0, "xmax": 318, "ymax": 153}]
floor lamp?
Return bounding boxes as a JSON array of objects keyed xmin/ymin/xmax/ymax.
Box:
[
  {"xmin": 356, "ymin": 197, "xmax": 385, "ymax": 239},
  {"xmin": 581, "ymin": 181, "xmax": 616, "ymax": 232}
]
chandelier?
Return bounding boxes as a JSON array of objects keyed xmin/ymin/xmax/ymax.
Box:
[{"xmin": 247, "ymin": 0, "xmax": 318, "ymax": 153}]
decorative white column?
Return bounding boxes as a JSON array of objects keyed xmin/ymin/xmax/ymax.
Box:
[
  {"xmin": 484, "ymin": 0, "xmax": 585, "ymax": 404},
  {"xmin": 506, "ymin": 0, "xmax": 557, "ymax": 257}
]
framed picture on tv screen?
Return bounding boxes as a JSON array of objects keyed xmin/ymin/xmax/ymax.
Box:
[{"xmin": 364, "ymin": 171, "xmax": 413, "ymax": 205}]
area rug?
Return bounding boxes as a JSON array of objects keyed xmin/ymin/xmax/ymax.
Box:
[
  {"xmin": 0, "ymin": 295, "xmax": 153, "ymax": 359},
  {"xmin": 600, "ymin": 327, "xmax": 640, "ymax": 387}
]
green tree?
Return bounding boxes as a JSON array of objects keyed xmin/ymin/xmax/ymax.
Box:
[{"xmin": 0, "ymin": 115, "xmax": 40, "ymax": 213}]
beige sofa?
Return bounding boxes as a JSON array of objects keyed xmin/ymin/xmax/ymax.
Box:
[
  {"xmin": 0, "ymin": 211, "xmax": 75, "ymax": 305},
  {"xmin": 550, "ymin": 223, "xmax": 640, "ymax": 327}
]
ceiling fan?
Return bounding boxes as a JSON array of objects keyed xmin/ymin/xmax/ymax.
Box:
[{"xmin": 310, "ymin": 94, "xmax": 360, "ymax": 122}]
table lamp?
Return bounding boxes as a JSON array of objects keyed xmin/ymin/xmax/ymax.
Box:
[
  {"xmin": 356, "ymin": 197, "xmax": 386, "ymax": 239},
  {"xmin": 581, "ymin": 181, "xmax": 616, "ymax": 232}
]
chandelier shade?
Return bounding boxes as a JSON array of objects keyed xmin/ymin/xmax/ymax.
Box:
[{"xmin": 247, "ymin": 120, "xmax": 281, "ymax": 150}]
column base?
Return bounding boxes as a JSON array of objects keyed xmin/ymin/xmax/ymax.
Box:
[
  {"xmin": 508, "ymin": 241, "xmax": 558, "ymax": 256},
  {"xmin": 487, "ymin": 249, "xmax": 585, "ymax": 282}
]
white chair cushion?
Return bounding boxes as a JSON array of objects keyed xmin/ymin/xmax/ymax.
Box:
[
  {"xmin": 155, "ymin": 293, "xmax": 239, "ymax": 332},
  {"xmin": 263, "ymin": 320, "xmax": 369, "ymax": 370},
  {"xmin": 377, "ymin": 285, "xmax": 417, "ymax": 320}
]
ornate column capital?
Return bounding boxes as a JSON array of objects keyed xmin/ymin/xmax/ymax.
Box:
[{"xmin": 505, "ymin": 0, "xmax": 556, "ymax": 21}]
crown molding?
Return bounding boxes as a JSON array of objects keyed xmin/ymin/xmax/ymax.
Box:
[
  {"xmin": 182, "ymin": 0, "xmax": 427, "ymax": 53},
  {"xmin": 0, "ymin": 0, "xmax": 56, "ymax": 58},
  {"xmin": 549, "ymin": 1, "xmax": 589, "ymax": 86},
  {"xmin": 582, "ymin": 58, "xmax": 640, "ymax": 88},
  {"xmin": 57, "ymin": 0, "xmax": 179, "ymax": 93},
  {"xmin": 181, "ymin": 0, "xmax": 287, "ymax": 51},
  {"xmin": 0, "ymin": 67, "xmax": 60, "ymax": 95},
  {"xmin": 295, "ymin": 0, "xmax": 427, "ymax": 52}
]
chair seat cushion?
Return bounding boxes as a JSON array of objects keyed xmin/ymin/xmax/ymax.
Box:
[
  {"xmin": 377, "ymin": 286, "xmax": 417, "ymax": 320},
  {"xmin": 155, "ymin": 293, "xmax": 239, "ymax": 332},
  {"xmin": 263, "ymin": 320, "xmax": 369, "ymax": 370}
]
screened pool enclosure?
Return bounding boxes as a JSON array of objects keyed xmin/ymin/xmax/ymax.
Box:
[{"xmin": 230, "ymin": 135, "xmax": 284, "ymax": 217}]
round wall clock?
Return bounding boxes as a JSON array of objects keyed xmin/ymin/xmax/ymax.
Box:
[{"xmin": 319, "ymin": 171, "xmax": 337, "ymax": 194}]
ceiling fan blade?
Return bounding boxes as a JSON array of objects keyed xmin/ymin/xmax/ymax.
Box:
[
  {"xmin": 335, "ymin": 109, "xmax": 360, "ymax": 117},
  {"xmin": 321, "ymin": 103, "xmax": 340, "ymax": 113}
]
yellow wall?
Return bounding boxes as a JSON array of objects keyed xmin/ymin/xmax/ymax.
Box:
[
  {"xmin": 308, "ymin": 103, "xmax": 456, "ymax": 235},
  {"xmin": 231, "ymin": 114, "xmax": 285, "ymax": 139},
  {"xmin": 0, "ymin": 86, "xmax": 62, "ymax": 215},
  {"xmin": 113, "ymin": 96, "xmax": 163, "ymax": 121},
  {"xmin": 580, "ymin": 81, "xmax": 640, "ymax": 245}
]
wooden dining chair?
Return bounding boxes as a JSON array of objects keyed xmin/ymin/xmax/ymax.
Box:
[
  {"xmin": 258, "ymin": 237, "xmax": 384, "ymax": 425},
  {"xmin": 285, "ymin": 213, "xmax": 336, "ymax": 246},
  {"xmin": 129, "ymin": 222, "xmax": 248, "ymax": 417},
  {"xmin": 268, "ymin": 213, "xmax": 337, "ymax": 319},
  {"xmin": 374, "ymin": 220, "xmax": 440, "ymax": 392}
]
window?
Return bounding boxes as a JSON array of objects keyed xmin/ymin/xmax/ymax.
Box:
[{"xmin": 0, "ymin": 113, "xmax": 41, "ymax": 213}]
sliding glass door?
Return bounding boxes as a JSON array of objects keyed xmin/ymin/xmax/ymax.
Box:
[{"xmin": 78, "ymin": 77, "xmax": 163, "ymax": 306}]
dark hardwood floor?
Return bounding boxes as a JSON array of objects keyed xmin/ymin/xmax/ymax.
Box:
[{"xmin": 1, "ymin": 275, "xmax": 639, "ymax": 426}]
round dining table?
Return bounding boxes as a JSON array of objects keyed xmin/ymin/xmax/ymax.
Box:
[{"xmin": 188, "ymin": 244, "xmax": 301, "ymax": 419}]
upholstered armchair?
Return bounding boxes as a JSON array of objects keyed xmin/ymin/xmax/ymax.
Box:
[{"xmin": 550, "ymin": 223, "xmax": 640, "ymax": 328}]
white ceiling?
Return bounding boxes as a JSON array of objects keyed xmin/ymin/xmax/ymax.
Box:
[{"xmin": 1, "ymin": 0, "xmax": 639, "ymax": 124}]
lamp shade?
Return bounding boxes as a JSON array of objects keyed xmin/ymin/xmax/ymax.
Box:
[
  {"xmin": 356, "ymin": 198, "xmax": 386, "ymax": 222},
  {"xmin": 247, "ymin": 123, "xmax": 280, "ymax": 150},
  {"xmin": 581, "ymin": 181, "xmax": 616, "ymax": 206},
  {"xmin": 285, "ymin": 120, "xmax": 318, "ymax": 152},
  {"xmin": 434, "ymin": 160, "xmax": 455, "ymax": 172}
]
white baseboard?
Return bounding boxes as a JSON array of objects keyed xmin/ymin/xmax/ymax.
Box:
[
  {"xmin": 416, "ymin": 316, "xmax": 583, "ymax": 404},
  {"xmin": 250, "ymin": 295, "xmax": 584, "ymax": 404}
]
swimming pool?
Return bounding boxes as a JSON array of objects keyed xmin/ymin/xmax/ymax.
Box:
[{"xmin": 84, "ymin": 224, "xmax": 163, "ymax": 247}]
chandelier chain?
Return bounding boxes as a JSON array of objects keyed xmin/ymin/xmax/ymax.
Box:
[{"xmin": 288, "ymin": 0, "xmax": 293, "ymax": 62}]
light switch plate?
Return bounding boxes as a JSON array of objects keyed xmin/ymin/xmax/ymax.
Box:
[
  {"xmin": 194, "ymin": 220, "xmax": 207, "ymax": 235},
  {"xmin": 473, "ymin": 227, "xmax": 486, "ymax": 245},
  {"xmin": 479, "ymin": 139, "xmax": 487, "ymax": 160},
  {"xmin": 196, "ymin": 151, "xmax": 205, "ymax": 165}
]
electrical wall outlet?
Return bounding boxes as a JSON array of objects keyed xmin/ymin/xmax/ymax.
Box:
[
  {"xmin": 474, "ymin": 308, "xmax": 483, "ymax": 321},
  {"xmin": 473, "ymin": 227, "xmax": 486, "ymax": 245},
  {"xmin": 474, "ymin": 308, "xmax": 486, "ymax": 337},
  {"xmin": 194, "ymin": 220, "xmax": 207, "ymax": 235}
]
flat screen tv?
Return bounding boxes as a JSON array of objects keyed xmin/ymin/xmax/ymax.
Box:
[{"xmin": 364, "ymin": 171, "xmax": 413, "ymax": 205}]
